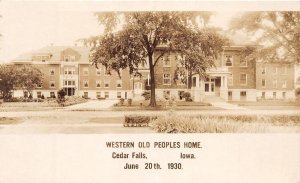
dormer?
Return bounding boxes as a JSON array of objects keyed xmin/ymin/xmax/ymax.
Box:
[
  {"xmin": 32, "ymin": 53, "xmax": 52, "ymax": 62},
  {"xmin": 61, "ymin": 48, "xmax": 81, "ymax": 62}
]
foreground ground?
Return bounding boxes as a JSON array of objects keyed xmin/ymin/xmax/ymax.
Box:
[{"xmin": 0, "ymin": 100, "xmax": 299, "ymax": 134}]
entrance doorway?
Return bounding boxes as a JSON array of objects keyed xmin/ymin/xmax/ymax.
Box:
[
  {"xmin": 134, "ymin": 82, "xmax": 143, "ymax": 95},
  {"xmin": 204, "ymin": 77, "xmax": 222, "ymax": 96},
  {"xmin": 64, "ymin": 87, "xmax": 75, "ymax": 96},
  {"xmin": 204, "ymin": 78, "xmax": 215, "ymax": 95}
]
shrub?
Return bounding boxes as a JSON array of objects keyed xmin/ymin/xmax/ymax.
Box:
[
  {"xmin": 295, "ymin": 88, "xmax": 300, "ymax": 100},
  {"xmin": 127, "ymin": 98, "xmax": 132, "ymax": 106},
  {"xmin": 182, "ymin": 92, "xmax": 192, "ymax": 102},
  {"xmin": 57, "ymin": 89, "xmax": 66, "ymax": 106},
  {"xmin": 141, "ymin": 91, "xmax": 151, "ymax": 100},
  {"xmin": 124, "ymin": 115, "xmax": 157, "ymax": 127},
  {"xmin": 150, "ymin": 114, "xmax": 300, "ymax": 133},
  {"xmin": 119, "ymin": 98, "xmax": 125, "ymax": 105}
]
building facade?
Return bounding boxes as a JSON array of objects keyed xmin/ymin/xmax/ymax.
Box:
[{"xmin": 8, "ymin": 45, "xmax": 297, "ymax": 101}]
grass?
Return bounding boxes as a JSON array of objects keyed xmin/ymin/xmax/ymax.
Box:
[
  {"xmin": 229, "ymin": 100, "xmax": 300, "ymax": 106},
  {"xmin": 149, "ymin": 112, "xmax": 300, "ymax": 133},
  {"xmin": 113, "ymin": 99, "xmax": 217, "ymax": 111},
  {"xmin": 0, "ymin": 117, "xmax": 22, "ymax": 125}
]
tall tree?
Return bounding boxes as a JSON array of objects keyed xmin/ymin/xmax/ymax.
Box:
[
  {"xmin": 230, "ymin": 11, "xmax": 300, "ymax": 63},
  {"xmin": 85, "ymin": 12, "xmax": 225, "ymax": 107},
  {"xmin": 0, "ymin": 65, "xmax": 19, "ymax": 99},
  {"xmin": 16, "ymin": 65, "xmax": 43, "ymax": 97},
  {"xmin": 173, "ymin": 27, "xmax": 228, "ymax": 88}
]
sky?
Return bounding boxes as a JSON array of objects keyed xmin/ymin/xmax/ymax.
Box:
[{"xmin": 0, "ymin": 1, "xmax": 298, "ymax": 63}]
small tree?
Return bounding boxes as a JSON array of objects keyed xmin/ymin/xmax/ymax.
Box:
[{"xmin": 57, "ymin": 89, "xmax": 66, "ymax": 106}]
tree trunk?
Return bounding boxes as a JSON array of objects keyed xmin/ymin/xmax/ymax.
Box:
[{"xmin": 148, "ymin": 53, "xmax": 157, "ymax": 107}]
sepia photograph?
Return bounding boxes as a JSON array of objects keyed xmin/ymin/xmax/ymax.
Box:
[
  {"xmin": 0, "ymin": 1, "xmax": 299, "ymax": 134},
  {"xmin": 0, "ymin": 1, "xmax": 299, "ymax": 182}
]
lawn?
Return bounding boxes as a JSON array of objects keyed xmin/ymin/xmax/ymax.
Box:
[{"xmin": 112, "ymin": 99, "xmax": 221, "ymax": 111}]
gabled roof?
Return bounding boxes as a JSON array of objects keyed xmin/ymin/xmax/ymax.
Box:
[{"xmin": 12, "ymin": 46, "xmax": 91, "ymax": 63}]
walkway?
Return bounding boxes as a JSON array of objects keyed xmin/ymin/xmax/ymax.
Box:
[
  {"xmin": 65, "ymin": 100, "xmax": 119, "ymax": 110},
  {"xmin": 209, "ymin": 102, "xmax": 248, "ymax": 110}
]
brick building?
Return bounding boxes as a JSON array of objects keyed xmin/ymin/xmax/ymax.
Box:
[{"xmin": 8, "ymin": 45, "xmax": 297, "ymax": 101}]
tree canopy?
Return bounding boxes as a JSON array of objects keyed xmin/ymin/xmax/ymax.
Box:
[
  {"xmin": 85, "ymin": 12, "xmax": 226, "ymax": 107},
  {"xmin": 0, "ymin": 64, "xmax": 43, "ymax": 99},
  {"xmin": 230, "ymin": 11, "xmax": 300, "ymax": 63}
]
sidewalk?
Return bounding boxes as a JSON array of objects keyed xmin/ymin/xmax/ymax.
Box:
[
  {"xmin": 209, "ymin": 102, "xmax": 248, "ymax": 110},
  {"xmin": 64, "ymin": 100, "xmax": 119, "ymax": 110}
]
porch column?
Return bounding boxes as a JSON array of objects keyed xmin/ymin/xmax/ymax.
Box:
[
  {"xmin": 196, "ymin": 75, "xmax": 200, "ymax": 88},
  {"xmin": 221, "ymin": 76, "xmax": 224, "ymax": 88}
]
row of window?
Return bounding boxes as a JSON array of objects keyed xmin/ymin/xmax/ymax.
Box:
[
  {"xmin": 49, "ymin": 67, "xmax": 120, "ymax": 76},
  {"xmin": 224, "ymin": 55, "xmax": 247, "ymax": 67},
  {"xmin": 83, "ymin": 80, "xmax": 122, "ymax": 88},
  {"xmin": 83, "ymin": 91, "xmax": 123, "ymax": 99},
  {"xmin": 261, "ymin": 66, "xmax": 288, "ymax": 75},
  {"xmin": 227, "ymin": 73, "xmax": 247, "ymax": 86},
  {"xmin": 161, "ymin": 55, "xmax": 185, "ymax": 67},
  {"xmin": 36, "ymin": 81, "xmax": 56, "ymax": 88},
  {"xmin": 261, "ymin": 79, "xmax": 287, "ymax": 89},
  {"xmin": 261, "ymin": 91, "xmax": 287, "ymax": 99}
]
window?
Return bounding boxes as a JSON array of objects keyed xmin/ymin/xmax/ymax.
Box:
[
  {"xmin": 163, "ymin": 55, "xmax": 171, "ymax": 67},
  {"xmin": 64, "ymin": 67, "xmax": 75, "ymax": 75},
  {"xmin": 64, "ymin": 55, "xmax": 70, "ymax": 62},
  {"xmin": 50, "ymin": 81, "xmax": 55, "ymax": 88},
  {"xmin": 96, "ymin": 68, "xmax": 101, "ymax": 76},
  {"xmin": 36, "ymin": 82, "xmax": 42, "ymax": 88},
  {"xmin": 240, "ymin": 74, "xmax": 247, "ymax": 85},
  {"xmin": 272, "ymin": 80, "xmax": 277, "ymax": 88},
  {"xmin": 64, "ymin": 55, "xmax": 75, "ymax": 62},
  {"xmin": 192, "ymin": 77, "xmax": 197, "ymax": 87},
  {"xmin": 282, "ymin": 80, "xmax": 287, "ymax": 88},
  {"xmin": 163, "ymin": 73, "xmax": 171, "ymax": 85},
  {"xmin": 175, "ymin": 55, "xmax": 184, "ymax": 67},
  {"xmin": 50, "ymin": 69, "xmax": 55, "ymax": 75},
  {"xmin": 37, "ymin": 92, "xmax": 42, "ymax": 98},
  {"xmin": 240, "ymin": 91, "xmax": 247, "ymax": 100},
  {"xmin": 240, "ymin": 58, "xmax": 247, "ymax": 67},
  {"xmin": 262, "ymin": 79, "xmax": 266, "ymax": 88},
  {"xmin": 262, "ymin": 67, "xmax": 266, "ymax": 75},
  {"xmin": 96, "ymin": 80, "xmax": 101, "ymax": 88},
  {"xmin": 83, "ymin": 67, "xmax": 89, "ymax": 75},
  {"xmin": 96, "ymin": 92, "xmax": 101, "ymax": 99},
  {"xmin": 105, "ymin": 92, "xmax": 109, "ymax": 98},
  {"xmin": 64, "ymin": 80, "xmax": 75, "ymax": 86},
  {"xmin": 104, "ymin": 81, "xmax": 110, "ymax": 88},
  {"xmin": 104, "ymin": 67, "xmax": 110, "ymax": 76},
  {"xmin": 228, "ymin": 74, "xmax": 233, "ymax": 86},
  {"xmin": 117, "ymin": 92, "xmax": 122, "ymax": 99},
  {"xmin": 24, "ymin": 91, "xmax": 28, "ymax": 98},
  {"xmin": 50, "ymin": 92, "xmax": 55, "ymax": 98},
  {"xmin": 116, "ymin": 80, "xmax": 122, "ymax": 88},
  {"xmin": 225, "ymin": 55, "xmax": 233, "ymax": 66},
  {"xmin": 282, "ymin": 92, "xmax": 286, "ymax": 99},
  {"xmin": 84, "ymin": 92, "xmax": 88, "ymax": 98},
  {"xmin": 178, "ymin": 91, "xmax": 184, "ymax": 100},
  {"xmin": 83, "ymin": 80, "xmax": 89, "ymax": 88},
  {"xmin": 163, "ymin": 90, "xmax": 170, "ymax": 99},
  {"xmin": 262, "ymin": 92, "xmax": 265, "ymax": 99},
  {"xmin": 273, "ymin": 92, "xmax": 277, "ymax": 99},
  {"xmin": 228, "ymin": 91, "xmax": 232, "ymax": 100}
]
